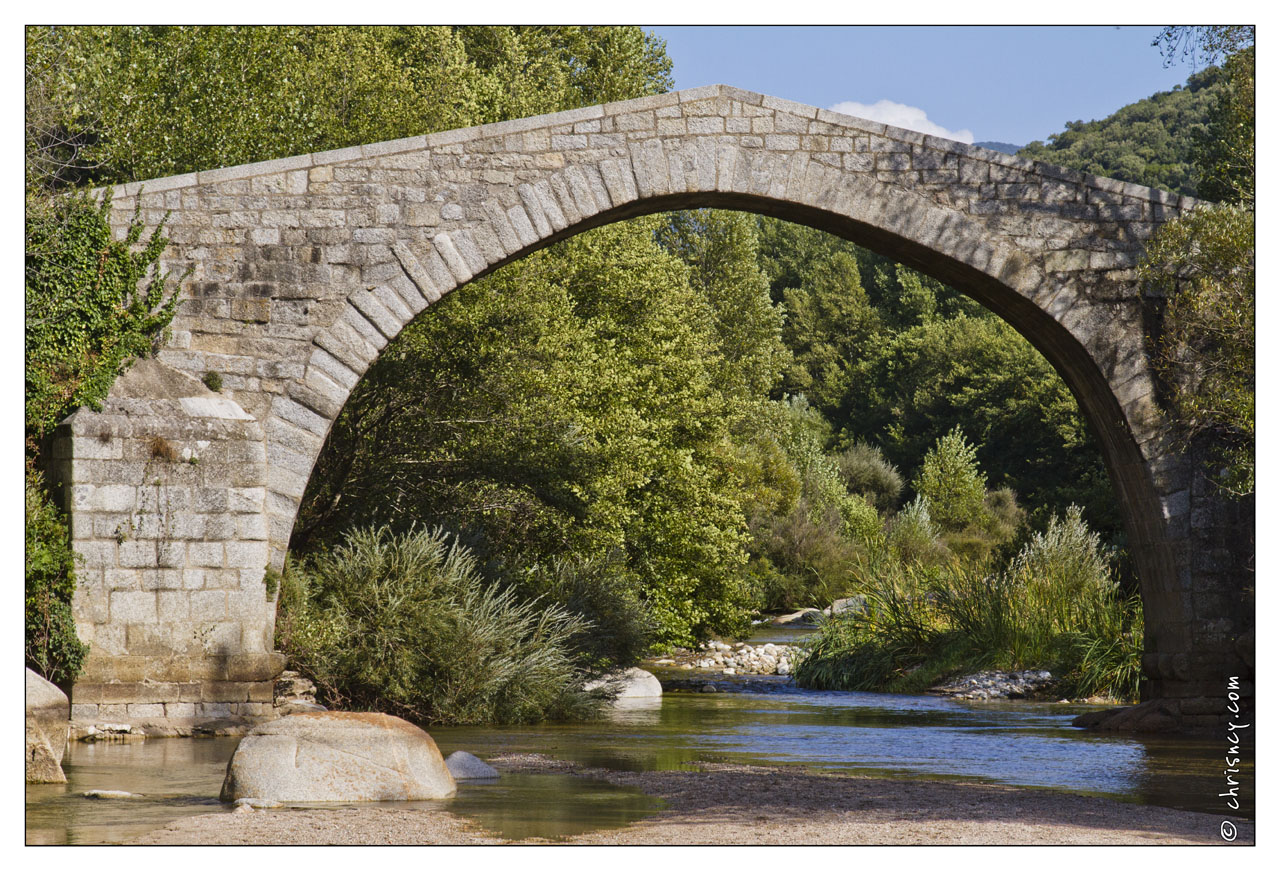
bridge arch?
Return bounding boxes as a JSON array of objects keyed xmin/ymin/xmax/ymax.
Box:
[{"xmin": 55, "ymin": 85, "xmax": 1249, "ymax": 730}]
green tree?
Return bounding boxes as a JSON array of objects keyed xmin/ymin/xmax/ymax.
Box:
[
  {"xmin": 657, "ymin": 210, "xmax": 789, "ymax": 402},
  {"xmin": 913, "ymin": 427, "xmax": 988, "ymax": 533},
  {"xmin": 1139, "ymin": 205, "xmax": 1254, "ymax": 495},
  {"xmin": 842, "ymin": 315, "xmax": 1117, "ymax": 538},
  {"xmin": 295, "ymin": 219, "xmax": 755, "ymax": 646},
  {"xmin": 30, "ymin": 25, "xmax": 672, "ymax": 188},
  {"xmin": 1195, "ymin": 44, "xmax": 1254, "ymax": 205},
  {"xmin": 778, "ymin": 251, "xmax": 880, "ymax": 411}
]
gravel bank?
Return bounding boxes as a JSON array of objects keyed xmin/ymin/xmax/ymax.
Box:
[{"xmin": 131, "ymin": 754, "xmax": 1252, "ymax": 846}]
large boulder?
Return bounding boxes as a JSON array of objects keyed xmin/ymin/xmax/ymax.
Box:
[
  {"xmin": 220, "ymin": 711, "xmax": 456, "ymax": 802},
  {"xmin": 26, "ymin": 668, "xmax": 69, "ymax": 783},
  {"xmin": 585, "ymin": 667, "xmax": 663, "ymax": 702}
]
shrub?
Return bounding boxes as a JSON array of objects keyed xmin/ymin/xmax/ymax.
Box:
[
  {"xmin": 276, "ymin": 526, "xmax": 603, "ymax": 725},
  {"xmin": 748, "ymin": 498, "xmax": 861, "ymax": 611},
  {"xmin": 25, "ymin": 468, "xmax": 88, "ymax": 688},
  {"xmin": 982, "ymin": 487, "xmax": 1024, "ymax": 551},
  {"xmin": 513, "ymin": 555, "xmax": 654, "ymax": 674},
  {"xmin": 840, "ymin": 492, "xmax": 885, "ymax": 550},
  {"xmin": 942, "ymin": 487, "xmax": 1024, "ymax": 569},
  {"xmin": 886, "ymin": 497, "xmax": 945, "ymax": 566},
  {"xmin": 835, "ymin": 442, "xmax": 902, "ymax": 511},
  {"xmin": 793, "ymin": 564, "xmax": 943, "ymax": 691},
  {"xmin": 202, "ymin": 371, "xmax": 222, "ymax": 392},
  {"xmin": 1010, "ymin": 505, "xmax": 1113, "ymax": 633},
  {"xmin": 797, "ymin": 506, "xmax": 1143, "ymax": 701},
  {"xmin": 1069, "ymin": 594, "xmax": 1145, "ymax": 701},
  {"xmin": 912, "ymin": 426, "xmax": 988, "ymax": 532}
]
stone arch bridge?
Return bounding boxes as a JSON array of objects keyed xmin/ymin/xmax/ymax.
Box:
[{"xmin": 51, "ymin": 85, "xmax": 1251, "ymax": 730}]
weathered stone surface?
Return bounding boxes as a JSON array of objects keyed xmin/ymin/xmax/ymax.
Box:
[
  {"xmin": 220, "ymin": 711, "xmax": 456, "ymax": 802},
  {"xmin": 26, "ymin": 669, "xmax": 70, "ymax": 783},
  {"xmin": 51, "ymin": 85, "xmax": 1250, "ymax": 730},
  {"xmin": 445, "ymin": 750, "xmax": 500, "ymax": 780},
  {"xmin": 585, "ymin": 667, "xmax": 663, "ymax": 700}
]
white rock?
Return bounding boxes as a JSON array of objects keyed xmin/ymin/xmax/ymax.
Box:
[
  {"xmin": 220, "ymin": 712, "xmax": 456, "ymax": 803},
  {"xmin": 584, "ymin": 667, "xmax": 663, "ymax": 701},
  {"xmin": 445, "ymin": 750, "xmax": 499, "ymax": 780}
]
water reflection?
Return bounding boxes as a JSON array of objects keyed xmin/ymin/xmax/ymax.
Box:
[
  {"xmin": 25, "ymin": 736, "xmax": 661, "ymax": 845},
  {"xmin": 25, "ymin": 738, "xmax": 237, "ymax": 845},
  {"xmin": 432, "ymin": 688, "xmax": 1254, "ymax": 817},
  {"xmin": 440, "ymin": 774, "xmax": 664, "ymax": 840}
]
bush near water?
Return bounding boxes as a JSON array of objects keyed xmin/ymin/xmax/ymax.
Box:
[{"xmin": 276, "ymin": 526, "xmax": 636, "ymax": 725}]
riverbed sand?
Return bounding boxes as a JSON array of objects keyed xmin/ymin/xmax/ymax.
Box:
[{"xmin": 131, "ymin": 754, "xmax": 1253, "ymax": 846}]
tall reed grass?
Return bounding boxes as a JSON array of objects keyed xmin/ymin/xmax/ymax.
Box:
[{"xmin": 795, "ymin": 507, "xmax": 1145, "ymax": 700}]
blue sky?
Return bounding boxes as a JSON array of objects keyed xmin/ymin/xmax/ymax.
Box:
[{"xmin": 647, "ymin": 26, "xmax": 1196, "ymax": 147}]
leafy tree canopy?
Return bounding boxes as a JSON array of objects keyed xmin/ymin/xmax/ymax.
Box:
[
  {"xmin": 1018, "ymin": 65, "xmax": 1224, "ymax": 197},
  {"xmin": 26, "ymin": 25, "xmax": 672, "ymax": 190}
]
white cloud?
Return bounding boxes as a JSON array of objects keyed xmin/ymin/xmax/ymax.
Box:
[{"xmin": 827, "ymin": 100, "xmax": 974, "ymax": 144}]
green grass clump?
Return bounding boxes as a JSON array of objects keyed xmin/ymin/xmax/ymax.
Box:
[{"xmin": 276, "ymin": 525, "xmax": 605, "ymax": 725}]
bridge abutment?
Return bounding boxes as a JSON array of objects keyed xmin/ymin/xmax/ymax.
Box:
[{"xmin": 51, "ymin": 359, "xmax": 283, "ymax": 729}]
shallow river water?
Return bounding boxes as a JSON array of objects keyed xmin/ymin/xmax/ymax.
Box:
[{"xmin": 26, "ymin": 681, "xmax": 1252, "ymax": 844}]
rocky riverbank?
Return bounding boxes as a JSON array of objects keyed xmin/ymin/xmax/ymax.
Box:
[
  {"xmin": 649, "ymin": 643, "xmax": 1078, "ymax": 703},
  {"xmin": 928, "ymin": 669, "xmax": 1057, "ymax": 700},
  {"xmin": 649, "ymin": 640, "xmax": 801, "ymax": 676}
]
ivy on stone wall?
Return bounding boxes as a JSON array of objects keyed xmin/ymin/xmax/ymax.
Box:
[
  {"xmin": 24, "ymin": 192, "xmax": 182, "ymax": 686},
  {"xmin": 25, "ymin": 192, "xmax": 181, "ymax": 448}
]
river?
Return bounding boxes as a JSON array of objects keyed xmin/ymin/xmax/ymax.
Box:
[{"xmin": 26, "ymin": 675, "xmax": 1252, "ymax": 844}]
